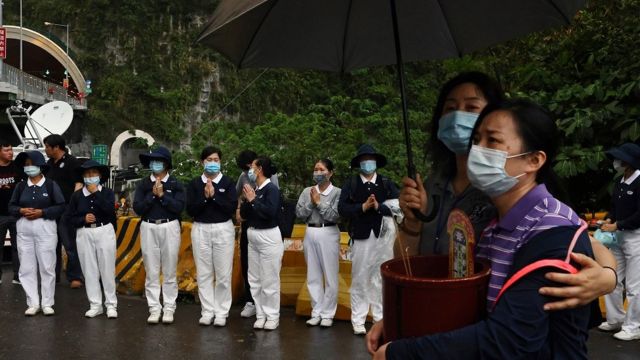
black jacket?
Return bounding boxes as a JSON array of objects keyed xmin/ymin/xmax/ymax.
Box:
[
  {"xmin": 186, "ymin": 175, "xmax": 238, "ymax": 223},
  {"xmin": 240, "ymin": 181, "xmax": 280, "ymax": 229},
  {"xmin": 608, "ymin": 174, "xmax": 640, "ymax": 231},
  {"xmin": 337, "ymin": 174, "xmax": 399, "ymax": 240},
  {"xmin": 65, "ymin": 187, "xmax": 117, "ymax": 228},
  {"xmin": 133, "ymin": 175, "xmax": 185, "ymax": 221}
]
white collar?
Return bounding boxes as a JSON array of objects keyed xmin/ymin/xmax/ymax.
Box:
[
  {"xmin": 315, "ymin": 183, "xmax": 334, "ymax": 196},
  {"xmin": 150, "ymin": 173, "xmax": 170, "ymax": 182},
  {"xmin": 360, "ymin": 173, "xmax": 377, "ymax": 184},
  {"xmin": 27, "ymin": 176, "xmax": 46, "ymax": 187},
  {"xmin": 257, "ymin": 178, "xmax": 271, "ymax": 190},
  {"xmin": 201, "ymin": 173, "xmax": 222, "ymax": 184},
  {"xmin": 83, "ymin": 185, "xmax": 103, "ymax": 196},
  {"xmin": 622, "ymin": 170, "xmax": 640, "ymax": 185}
]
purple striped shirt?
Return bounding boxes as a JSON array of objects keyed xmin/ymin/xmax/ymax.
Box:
[{"xmin": 476, "ymin": 184, "xmax": 580, "ymax": 309}]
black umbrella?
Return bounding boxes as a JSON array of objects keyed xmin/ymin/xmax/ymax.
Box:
[{"xmin": 197, "ymin": 0, "xmax": 585, "ymax": 179}]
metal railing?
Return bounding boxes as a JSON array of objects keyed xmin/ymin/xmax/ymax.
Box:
[{"xmin": 0, "ymin": 62, "xmax": 84, "ymax": 107}]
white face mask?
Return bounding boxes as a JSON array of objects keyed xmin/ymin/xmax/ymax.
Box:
[
  {"xmin": 613, "ymin": 159, "xmax": 625, "ymax": 174},
  {"xmin": 466, "ymin": 145, "xmax": 530, "ymax": 197}
]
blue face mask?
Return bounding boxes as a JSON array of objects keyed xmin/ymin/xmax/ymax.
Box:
[
  {"xmin": 24, "ymin": 165, "xmax": 41, "ymax": 177},
  {"xmin": 360, "ymin": 160, "xmax": 377, "ymax": 175},
  {"xmin": 466, "ymin": 145, "xmax": 529, "ymax": 197},
  {"xmin": 204, "ymin": 161, "xmax": 221, "ymax": 174},
  {"xmin": 247, "ymin": 168, "xmax": 257, "ymax": 183},
  {"xmin": 437, "ymin": 111, "xmax": 479, "ymax": 155},
  {"xmin": 313, "ymin": 171, "xmax": 328, "ymax": 184},
  {"xmin": 149, "ymin": 160, "xmax": 165, "ymax": 174},
  {"xmin": 84, "ymin": 176, "xmax": 101, "ymax": 185}
]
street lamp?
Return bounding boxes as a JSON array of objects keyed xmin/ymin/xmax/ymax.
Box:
[{"xmin": 44, "ymin": 21, "xmax": 69, "ymax": 99}]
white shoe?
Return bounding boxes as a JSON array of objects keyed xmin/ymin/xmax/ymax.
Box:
[
  {"xmin": 85, "ymin": 308, "xmax": 104, "ymax": 318},
  {"xmin": 106, "ymin": 308, "xmax": 118, "ymax": 319},
  {"xmin": 306, "ymin": 317, "xmax": 321, "ymax": 326},
  {"xmin": 12, "ymin": 279, "xmax": 21, "ymax": 285},
  {"xmin": 42, "ymin": 306, "xmax": 55, "ymax": 316},
  {"xmin": 264, "ymin": 319, "xmax": 279, "ymax": 330},
  {"xmin": 353, "ymin": 324, "xmax": 366, "ymax": 335},
  {"xmin": 213, "ymin": 317, "xmax": 227, "ymax": 327},
  {"xmin": 147, "ymin": 311, "xmax": 161, "ymax": 324},
  {"xmin": 253, "ymin": 318, "xmax": 266, "ymax": 329},
  {"xmin": 598, "ymin": 321, "xmax": 622, "ymax": 332},
  {"xmin": 199, "ymin": 316, "xmax": 213, "ymax": 326},
  {"xmin": 24, "ymin": 306, "xmax": 40, "ymax": 316},
  {"xmin": 320, "ymin": 318, "xmax": 333, "ymax": 327},
  {"xmin": 162, "ymin": 310, "xmax": 175, "ymax": 324},
  {"xmin": 613, "ymin": 329, "xmax": 640, "ymax": 341},
  {"xmin": 241, "ymin": 302, "xmax": 256, "ymax": 318}
]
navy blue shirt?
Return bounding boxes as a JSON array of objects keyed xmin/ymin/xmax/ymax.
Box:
[
  {"xmin": 608, "ymin": 171, "xmax": 640, "ymax": 231},
  {"xmin": 133, "ymin": 174, "xmax": 185, "ymax": 221},
  {"xmin": 386, "ymin": 226, "xmax": 594, "ymax": 360},
  {"xmin": 65, "ymin": 186, "xmax": 117, "ymax": 228},
  {"xmin": 338, "ymin": 173, "xmax": 399, "ymax": 239},
  {"xmin": 8, "ymin": 177, "xmax": 65, "ymax": 220},
  {"xmin": 186, "ymin": 173, "xmax": 238, "ymax": 223},
  {"xmin": 239, "ymin": 179, "xmax": 280, "ymax": 229}
]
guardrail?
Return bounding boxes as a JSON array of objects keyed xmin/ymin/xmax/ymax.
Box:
[{"xmin": 0, "ymin": 62, "xmax": 85, "ymax": 108}]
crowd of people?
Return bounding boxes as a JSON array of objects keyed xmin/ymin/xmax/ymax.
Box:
[{"xmin": 0, "ymin": 71, "xmax": 638, "ymax": 358}]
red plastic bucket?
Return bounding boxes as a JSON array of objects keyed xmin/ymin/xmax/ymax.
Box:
[{"xmin": 381, "ymin": 255, "xmax": 491, "ymax": 341}]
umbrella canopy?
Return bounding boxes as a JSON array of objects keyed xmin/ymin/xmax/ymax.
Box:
[{"xmin": 197, "ymin": 0, "xmax": 586, "ymax": 72}]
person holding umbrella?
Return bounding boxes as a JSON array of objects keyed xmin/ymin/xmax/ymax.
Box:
[
  {"xmin": 373, "ymin": 100, "xmax": 614, "ymax": 359},
  {"xmin": 186, "ymin": 146, "xmax": 238, "ymax": 327},
  {"xmin": 9, "ymin": 151, "xmax": 65, "ymax": 316},
  {"xmin": 599, "ymin": 143, "xmax": 640, "ymax": 341},
  {"xmin": 133, "ymin": 146, "xmax": 185, "ymax": 324},
  {"xmin": 295, "ymin": 158, "xmax": 341, "ymax": 327},
  {"xmin": 239, "ymin": 156, "xmax": 283, "ymax": 330},
  {"xmin": 338, "ymin": 144, "xmax": 399, "ymax": 335}
]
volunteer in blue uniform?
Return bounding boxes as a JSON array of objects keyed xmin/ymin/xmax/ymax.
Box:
[
  {"xmin": 44, "ymin": 134, "xmax": 84, "ymax": 288},
  {"xmin": 186, "ymin": 146, "xmax": 238, "ymax": 327},
  {"xmin": 9, "ymin": 151, "xmax": 65, "ymax": 316},
  {"xmin": 0, "ymin": 139, "xmax": 20, "ymax": 284},
  {"xmin": 239, "ymin": 156, "xmax": 283, "ymax": 331},
  {"xmin": 65, "ymin": 160, "xmax": 118, "ymax": 319},
  {"xmin": 599, "ymin": 143, "xmax": 640, "ymax": 340},
  {"xmin": 235, "ymin": 149, "xmax": 279, "ymax": 319},
  {"xmin": 133, "ymin": 146, "xmax": 185, "ymax": 324},
  {"xmin": 338, "ymin": 144, "xmax": 399, "ymax": 335}
]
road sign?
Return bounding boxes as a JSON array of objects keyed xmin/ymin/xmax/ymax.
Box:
[
  {"xmin": 92, "ymin": 144, "xmax": 108, "ymax": 165},
  {"xmin": 0, "ymin": 27, "xmax": 6, "ymax": 59}
]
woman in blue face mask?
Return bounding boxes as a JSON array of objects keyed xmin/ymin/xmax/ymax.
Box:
[
  {"xmin": 373, "ymin": 100, "xmax": 617, "ymax": 359},
  {"xmin": 295, "ymin": 158, "xmax": 341, "ymax": 327},
  {"xmin": 64, "ymin": 160, "xmax": 118, "ymax": 319},
  {"xmin": 9, "ymin": 151, "xmax": 65, "ymax": 316},
  {"xmin": 186, "ymin": 146, "xmax": 238, "ymax": 327},
  {"xmin": 239, "ymin": 156, "xmax": 284, "ymax": 331}
]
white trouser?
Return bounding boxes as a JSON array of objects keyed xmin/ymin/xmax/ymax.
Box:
[
  {"xmin": 192, "ymin": 220, "xmax": 235, "ymax": 318},
  {"xmin": 350, "ymin": 229, "xmax": 395, "ymax": 326},
  {"xmin": 140, "ymin": 220, "xmax": 181, "ymax": 313},
  {"xmin": 76, "ymin": 224, "xmax": 118, "ymax": 310},
  {"xmin": 604, "ymin": 229, "xmax": 640, "ymax": 332},
  {"xmin": 247, "ymin": 226, "xmax": 284, "ymax": 321},
  {"xmin": 303, "ymin": 225, "xmax": 340, "ymax": 319},
  {"xmin": 16, "ymin": 217, "xmax": 57, "ymax": 308}
]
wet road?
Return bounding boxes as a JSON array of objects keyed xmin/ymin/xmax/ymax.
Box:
[{"xmin": 0, "ymin": 266, "xmax": 638, "ymax": 360}]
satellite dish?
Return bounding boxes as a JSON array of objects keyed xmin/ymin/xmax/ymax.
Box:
[{"xmin": 23, "ymin": 101, "xmax": 74, "ymax": 139}]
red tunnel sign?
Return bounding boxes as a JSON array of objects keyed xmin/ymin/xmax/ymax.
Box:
[{"xmin": 0, "ymin": 27, "xmax": 5, "ymax": 59}]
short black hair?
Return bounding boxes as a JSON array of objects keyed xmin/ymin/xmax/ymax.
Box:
[
  {"xmin": 43, "ymin": 134, "xmax": 66, "ymax": 151},
  {"xmin": 0, "ymin": 138, "xmax": 11, "ymax": 148},
  {"xmin": 255, "ymin": 156, "xmax": 278, "ymax": 178},
  {"xmin": 200, "ymin": 146, "xmax": 222, "ymax": 161},
  {"xmin": 236, "ymin": 150, "xmax": 257, "ymax": 170},
  {"xmin": 317, "ymin": 158, "xmax": 334, "ymax": 172}
]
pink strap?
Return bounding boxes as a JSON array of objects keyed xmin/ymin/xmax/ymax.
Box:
[{"xmin": 492, "ymin": 220, "xmax": 587, "ymax": 309}]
